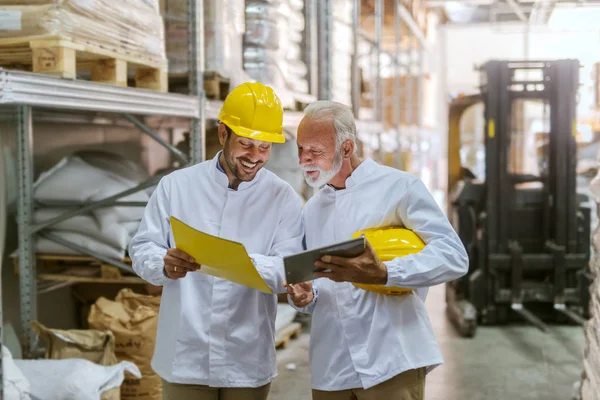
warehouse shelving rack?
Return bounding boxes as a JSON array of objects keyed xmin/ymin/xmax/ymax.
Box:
[
  {"xmin": 0, "ymin": 71, "xmax": 204, "ymax": 353},
  {"xmin": 338, "ymin": 0, "xmax": 427, "ymax": 170},
  {"xmin": 0, "ymin": 3, "xmax": 207, "ymax": 394}
]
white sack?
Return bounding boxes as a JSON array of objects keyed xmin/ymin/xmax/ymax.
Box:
[
  {"xmin": 3, "ymin": 345, "xmax": 31, "ymax": 400},
  {"xmin": 75, "ymin": 150, "xmax": 149, "ymax": 184},
  {"xmin": 34, "ymin": 156, "xmax": 149, "ymax": 223},
  {"xmin": 14, "ymin": 358, "xmax": 141, "ymax": 400},
  {"xmin": 122, "ymin": 220, "xmax": 142, "ymax": 240},
  {"xmin": 37, "ymin": 231, "xmax": 126, "ymax": 260},
  {"xmin": 34, "ymin": 209, "xmax": 129, "ymax": 250}
]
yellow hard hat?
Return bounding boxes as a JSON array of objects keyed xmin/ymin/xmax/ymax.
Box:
[
  {"xmin": 351, "ymin": 226, "xmax": 425, "ymax": 295},
  {"xmin": 217, "ymin": 82, "xmax": 285, "ymax": 144}
]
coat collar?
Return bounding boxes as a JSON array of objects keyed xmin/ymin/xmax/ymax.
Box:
[{"xmin": 211, "ymin": 151, "xmax": 264, "ymax": 191}]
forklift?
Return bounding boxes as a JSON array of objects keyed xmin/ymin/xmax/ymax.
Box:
[{"xmin": 446, "ymin": 60, "xmax": 592, "ymax": 337}]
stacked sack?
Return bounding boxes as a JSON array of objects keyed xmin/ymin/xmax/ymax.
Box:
[
  {"xmin": 581, "ymin": 166, "xmax": 600, "ymax": 399},
  {"xmin": 331, "ymin": 0, "xmax": 353, "ymax": 106},
  {"xmin": 278, "ymin": 0, "xmax": 308, "ymax": 94},
  {"xmin": 162, "ymin": 0, "xmax": 250, "ymax": 85},
  {"xmin": 88, "ymin": 289, "xmax": 162, "ymax": 400},
  {"xmin": 33, "ymin": 151, "xmax": 151, "ymax": 260},
  {"xmin": 243, "ymin": 0, "xmax": 309, "ymax": 95}
]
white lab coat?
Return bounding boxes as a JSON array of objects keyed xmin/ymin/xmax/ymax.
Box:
[
  {"xmin": 294, "ymin": 158, "xmax": 468, "ymax": 391},
  {"xmin": 129, "ymin": 153, "xmax": 304, "ymax": 388}
]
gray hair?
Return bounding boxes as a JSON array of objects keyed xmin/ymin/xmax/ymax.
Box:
[{"xmin": 304, "ymin": 101, "xmax": 357, "ymax": 151}]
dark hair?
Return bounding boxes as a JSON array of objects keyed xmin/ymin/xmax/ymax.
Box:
[{"xmin": 220, "ymin": 121, "xmax": 233, "ymax": 138}]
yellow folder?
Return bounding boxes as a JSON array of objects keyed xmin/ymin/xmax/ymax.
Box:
[{"xmin": 170, "ymin": 216, "xmax": 272, "ymax": 294}]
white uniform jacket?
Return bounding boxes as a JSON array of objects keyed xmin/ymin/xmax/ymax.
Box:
[
  {"xmin": 130, "ymin": 153, "xmax": 304, "ymax": 388},
  {"xmin": 293, "ymin": 158, "xmax": 468, "ymax": 391}
]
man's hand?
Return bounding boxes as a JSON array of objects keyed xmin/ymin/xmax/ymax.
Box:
[
  {"xmin": 284, "ymin": 281, "xmax": 314, "ymax": 308},
  {"xmin": 313, "ymin": 241, "xmax": 388, "ymax": 284},
  {"xmin": 164, "ymin": 248, "xmax": 201, "ymax": 280}
]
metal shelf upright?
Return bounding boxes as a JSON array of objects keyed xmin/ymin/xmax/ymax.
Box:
[
  {"xmin": 0, "ymin": 0, "xmax": 206, "ymax": 366},
  {"xmin": 344, "ymin": 0, "xmax": 427, "ymax": 168}
]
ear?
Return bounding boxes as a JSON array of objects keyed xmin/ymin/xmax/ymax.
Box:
[
  {"xmin": 342, "ymin": 140, "xmax": 355, "ymax": 159},
  {"xmin": 218, "ymin": 124, "xmax": 228, "ymax": 146}
]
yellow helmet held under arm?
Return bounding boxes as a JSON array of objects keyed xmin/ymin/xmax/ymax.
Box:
[{"xmin": 351, "ymin": 226, "xmax": 425, "ymax": 295}]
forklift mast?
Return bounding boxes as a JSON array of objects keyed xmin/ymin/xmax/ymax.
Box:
[{"xmin": 482, "ymin": 60, "xmax": 579, "ymax": 256}]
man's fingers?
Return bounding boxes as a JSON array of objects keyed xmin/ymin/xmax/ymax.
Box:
[
  {"xmin": 314, "ymin": 261, "xmax": 343, "ymax": 272},
  {"xmin": 168, "ymin": 248, "xmax": 196, "ymax": 264},
  {"xmin": 166, "ymin": 271, "xmax": 187, "ymax": 280},
  {"xmin": 165, "ymin": 256, "xmax": 199, "ymax": 272},
  {"xmin": 321, "ymin": 255, "xmax": 353, "ymax": 267},
  {"xmin": 294, "ymin": 293, "xmax": 308, "ymax": 302},
  {"xmin": 313, "ymin": 271, "xmax": 344, "ymax": 282}
]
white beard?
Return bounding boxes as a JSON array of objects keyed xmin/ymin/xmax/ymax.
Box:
[{"xmin": 302, "ymin": 151, "xmax": 343, "ymax": 188}]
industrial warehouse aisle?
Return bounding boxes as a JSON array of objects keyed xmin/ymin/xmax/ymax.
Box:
[{"xmin": 270, "ymin": 284, "xmax": 585, "ymax": 400}]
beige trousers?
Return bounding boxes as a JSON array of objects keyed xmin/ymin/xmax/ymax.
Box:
[
  {"xmin": 162, "ymin": 380, "xmax": 271, "ymax": 400},
  {"xmin": 312, "ymin": 368, "xmax": 426, "ymax": 400}
]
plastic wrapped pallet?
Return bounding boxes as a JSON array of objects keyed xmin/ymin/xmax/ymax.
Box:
[
  {"xmin": 162, "ymin": 0, "xmax": 248, "ymax": 84},
  {"xmin": 0, "ymin": 0, "xmax": 166, "ymax": 67},
  {"xmin": 330, "ymin": 0, "xmax": 353, "ymax": 105},
  {"xmin": 243, "ymin": 0, "xmax": 309, "ymax": 95},
  {"xmin": 582, "ymin": 159, "xmax": 600, "ymax": 400}
]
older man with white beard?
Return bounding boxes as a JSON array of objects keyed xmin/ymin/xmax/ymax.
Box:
[{"xmin": 286, "ymin": 101, "xmax": 468, "ymax": 400}]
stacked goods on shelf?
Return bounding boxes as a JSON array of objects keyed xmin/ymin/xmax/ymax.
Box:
[
  {"xmin": 243, "ymin": 0, "xmax": 309, "ymax": 97},
  {"xmin": 33, "ymin": 151, "xmax": 150, "ymax": 260},
  {"xmin": 331, "ymin": 0, "xmax": 353, "ymax": 106},
  {"xmin": 161, "ymin": 0, "xmax": 250, "ymax": 86},
  {"xmin": 243, "ymin": 1, "xmax": 283, "ymax": 87},
  {"xmin": 0, "ymin": 0, "xmax": 168, "ymax": 90},
  {"xmin": 582, "ymin": 167, "xmax": 600, "ymax": 399},
  {"xmin": 279, "ymin": 0, "xmax": 308, "ymax": 94},
  {"xmin": 381, "ymin": 75, "xmax": 421, "ymax": 127}
]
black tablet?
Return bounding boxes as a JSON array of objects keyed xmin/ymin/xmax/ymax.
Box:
[{"xmin": 283, "ymin": 237, "xmax": 366, "ymax": 284}]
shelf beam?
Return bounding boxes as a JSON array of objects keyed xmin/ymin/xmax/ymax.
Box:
[
  {"xmin": 0, "ymin": 69, "xmax": 200, "ymax": 118},
  {"xmin": 398, "ymin": 4, "xmax": 427, "ymax": 48}
]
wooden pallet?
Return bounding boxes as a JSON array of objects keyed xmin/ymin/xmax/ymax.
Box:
[
  {"xmin": 275, "ymin": 322, "xmax": 302, "ymax": 349},
  {"xmin": 167, "ymin": 71, "xmax": 231, "ymax": 99},
  {"xmin": 203, "ymin": 71, "xmax": 230, "ymax": 100},
  {"xmin": 0, "ymin": 36, "xmax": 168, "ymax": 92},
  {"xmin": 12, "ymin": 253, "xmax": 147, "ymax": 285}
]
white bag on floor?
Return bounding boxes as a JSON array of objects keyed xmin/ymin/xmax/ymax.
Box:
[
  {"xmin": 14, "ymin": 358, "xmax": 141, "ymax": 400},
  {"xmin": 3, "ymin": 345, "xmax": 31, "ymax": 400}
]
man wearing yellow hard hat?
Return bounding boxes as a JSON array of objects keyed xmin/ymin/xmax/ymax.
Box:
[
  {"xmin": 286, "ymin": 101, "xmax": 469, "ymax": 400},
  {"xmin": 129, "ymin": 82, "xmax": 304, "ymax": 400}
]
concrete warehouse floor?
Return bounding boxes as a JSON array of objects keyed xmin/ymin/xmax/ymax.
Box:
[{"xmin": 269, "ymin": 284, "xmax": 585, "ymax": 400}]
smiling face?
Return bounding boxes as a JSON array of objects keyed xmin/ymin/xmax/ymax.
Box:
[
  {"xmin": 296, "ymin": 117, "xmax": 343, "ymax": 188},
  {"xmin": 219, "ymin": 124, "xmax": 272, "ymax": 186}
]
